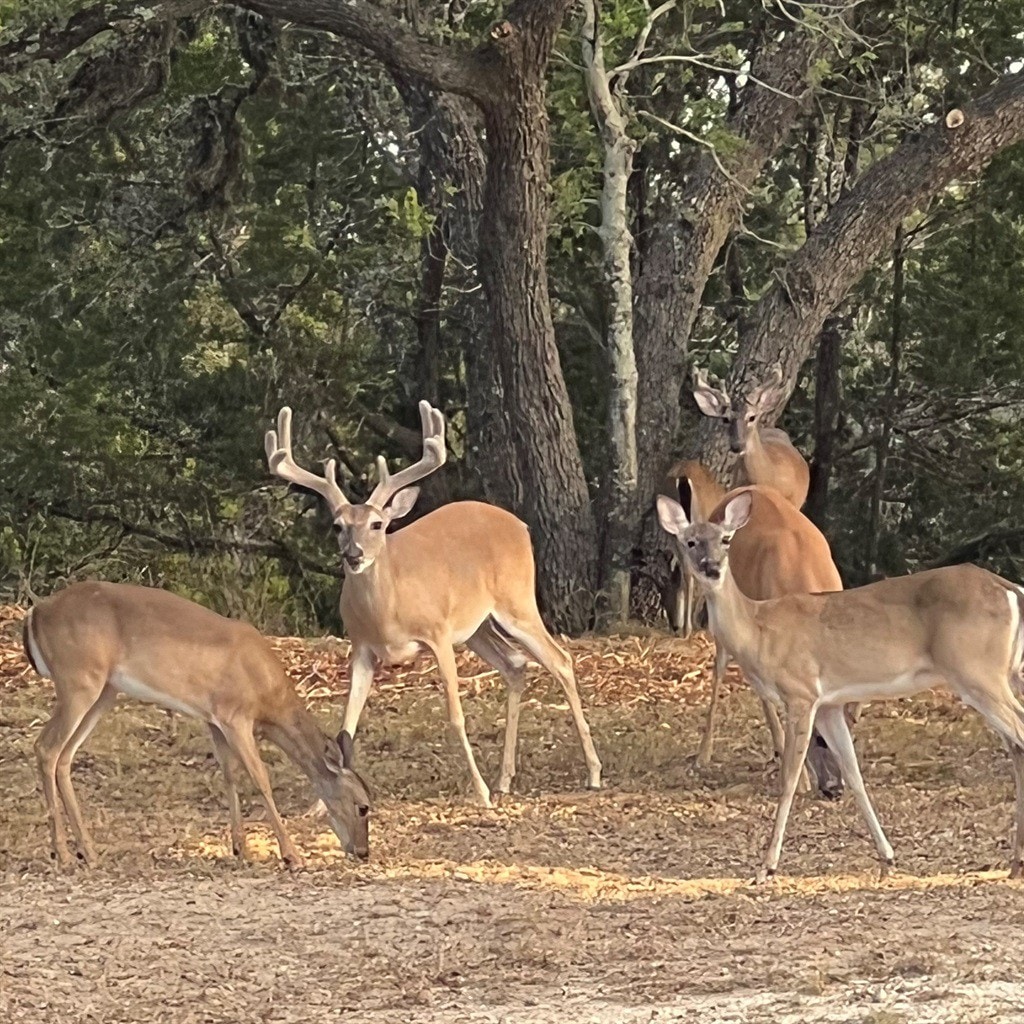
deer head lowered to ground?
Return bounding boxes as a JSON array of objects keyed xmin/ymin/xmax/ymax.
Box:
[
  {"xmin": 25, "ymin": 581, "xmax": 371, "ymax": 870},
  {"xmin": 265, "ymin": 400, "xmax": 602, "ymax": 808}
]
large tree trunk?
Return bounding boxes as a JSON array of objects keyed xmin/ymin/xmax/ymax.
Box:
[
  {"xmin": 629, "ymin": 18, "xmax": 827, "ymax": 618},
  {"xmin": 477, "ymin": 8, "xmax": 598, "ymax": 629},
  {"xmin": 246, "ymin": 0, "xmax": 598, "ymax": 629}
]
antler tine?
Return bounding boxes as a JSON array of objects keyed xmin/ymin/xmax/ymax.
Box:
[
  {"xmin": 265, "ymin": 406, "xmax": 349, "ymax": 513},
  {"xmin": 368, "ymin": 400, "xmax": 448, "ymax": 509}
]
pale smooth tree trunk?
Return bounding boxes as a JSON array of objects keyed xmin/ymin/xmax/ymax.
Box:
[{"xmin": 581, "ymin": 0, "xmax": 639, "ymax": 627}]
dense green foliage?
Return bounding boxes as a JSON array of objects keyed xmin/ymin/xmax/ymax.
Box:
[{"xmin": 1, "ymin": 1, "xmax": 1023, "ymax": 632}]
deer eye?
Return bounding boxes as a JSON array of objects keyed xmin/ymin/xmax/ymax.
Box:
[
  {"xmin": 747, "ymin": 414, "xmax": 756, "ymax": 423},
  {"xmin": 370, "ymin": 521, "xmax": 384, "ymax": 531},
  {"xmin": 358, "ymin": 805, "xmax": 370, "ymax": 817},
  {"xmin": 722, "ymin": 536, "xmax": 732, "ymax": 546},
  {"xmin": 685, "ymin": 539, "xmax": 696, "ymax": 548},
  {"xmin": 331, "ymin": 523, "xmax": 343, "ymax": 534}
]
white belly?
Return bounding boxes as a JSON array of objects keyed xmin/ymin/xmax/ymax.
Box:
[
  {"xmin": 111, "ymin": 670, "xmax": 200, "ymax": 718},
  {"xmin": 375, "ymin": 642, "xmax": 423, "ymax": 666},
  {"xmin": 817, "ymin": 670, "xmax": 925, "ymax": 706}
]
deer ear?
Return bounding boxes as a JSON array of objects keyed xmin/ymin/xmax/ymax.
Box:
[
  {"xmin": 337, "ymin": 729, "xmax": 356, "ymax": 769},
  {"xmin": 323, "ymin": 735, "xmax": 344, "ymax": 775},
  {"xmin": 656, "ymin": 495, "xmax": 691, "ymax": 536},
  {"xmin": 692, "ymin": 382, "xmax": 729, "ymax": 418},
  {"xmin": 385, "ymin": 486, "xmax": 420, "ymax": 521},
  {"xmin": 721, "ymin": 491, "xmax": 753, "ymax": 532}
]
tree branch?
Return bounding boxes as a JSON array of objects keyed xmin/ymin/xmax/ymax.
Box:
[
  {"xmin": 238, "ymin": 0, "xmax": 498, "ymax": 102},
  {"xmin": 49, "ymin": 505, "xmax": 342, "ymax": 578},
  {"xmin": 0, "ymin": 0, "xmax": 200, "ymax": 67},
  {"xmin": 730, "ymin": 69, "xmax": 1024, "ymax": 403}
]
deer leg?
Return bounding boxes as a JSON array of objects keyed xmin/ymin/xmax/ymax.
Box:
[
  {"xmin": 682, "ymin": 565, "xmax": 694, "ymax": 638},
  {"xmin": 35, "ymin": 674, "xmax": 108, "ymax": 870},
  {"xmin": 210, "ymin": 724, "xmax": 248, "ymax": 860},
  {"xmin": 54, "ymin": 685, "xmax": 118, "ymax": 867},
  {"xmin": 696, "ymin": 640, "xmax": 728, "ymax": 767},
  {"xmin": 1009, "ymin": 744, "xmax": 1024, "ymax": 879},
  {"xmin": 430, "ymin": 640, "xmax": 493, "ymax": 807},
  {"xmin": 296, "ymin": 644, "xmax": 378, "ymax": 820},
  {"xmin": 760, "ymin": 699, "xmax": 814, "ymax": 879},
  {"xmin": 467, "ymin": 621, "xmax": 529, "ymax": 796},
  {"xmin": 814, "ymin": 704, "xmax": 894, "ymax": 874},
  {"xmin": 219, "ymin": 721, "xmax": 304, "ymax": 869},
  {"xmin": 956, "ymin": 681, "xmax": 1024, "ymax": 878},
  {"xmin": 493, "ymin": 611, "xmax": 602, "ymax": 791},
  {"xmin": 757, "ymin": 696, "xmax": 815, "ymax": 794},
  {"xmin": 341, "ymin": 643, "xmax": 377, "ymax": 740}
]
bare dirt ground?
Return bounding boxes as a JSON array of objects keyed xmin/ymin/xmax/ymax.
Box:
[{"xmin": 2, "ymin": 605, "xmax": 1022, "ymax": 1023}]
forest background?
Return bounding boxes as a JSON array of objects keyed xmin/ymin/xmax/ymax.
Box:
[{"xmin": 1, "ymin": 0, "xmax": 1023, "ymax": 635}]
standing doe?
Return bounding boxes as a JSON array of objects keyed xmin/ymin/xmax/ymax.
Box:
[
  {"xmin": 658, "ymin": 489, "xmax": 1024, "ymax": 879},
  {"xmin": 692, "ymin": 365, "xmax": 810, "ymax": 509},
  {"xmin": 265, "ymin": 401, "xmax": 601, "ymax": 807},
  {"xmin": 25, "ymin": 582, "xmax": 371, "ymax": 869},
  {"xmin": 666, "ymin": 463, "xmax": 845, "ymax": 796}
]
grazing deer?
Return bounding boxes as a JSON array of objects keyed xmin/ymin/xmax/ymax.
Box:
[
  {"xmin": 24, "ymin": 582, "xmax": 371, "ymax": 870},
  {"xmin": 658, "ymin": 489, "xmax": 1024, "ymax": 880},
  {"xmin": 265, "ymin": 401, "xmax": 601, "ymax": 807},
  {"xmin": 692, "ymin": 365, "xmax": 810, "ymax": 509},
  {"xmin": 666, "ymin": 463, "xmax": 844, "ymax": 797}
]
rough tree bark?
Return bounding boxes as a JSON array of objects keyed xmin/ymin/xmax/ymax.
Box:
[
  {"xmin": 476, "ymin": 7, "xmax": 597, "ymax": 628},
  {"xmin": 242, "ymin": 0, "xmax": 597, "ymax": 629}
]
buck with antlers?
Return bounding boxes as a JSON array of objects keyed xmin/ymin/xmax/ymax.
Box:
[
  {"xmin": 666, "ymin": 462, "xmax": 845, "ymax": 797},
  {"xmin": 24, "ymin": 582, "xmax": 371, "ymax": 870},
  {"xmin": 692, "ymin": 365, "xmax": 810, "ymax": 509},
  {"xmin": 658, "ymin": 489, "xmax": 1024, "ymax": 879},
  {"xmin": 265, "ymin": 401, "xmax": 602, "ymax": 807}
]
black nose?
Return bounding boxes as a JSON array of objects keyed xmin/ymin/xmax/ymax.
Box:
[
  {"xmin": 729, "ymin": 442, "xmax": 743, "ymax": 454},
  {"xmin": 345, "ymin": 555, "xmax": 361, "ymax": 567},
  {"xmin": 703, "ymin": 566, "xmax": 721, "ymax": 580}
]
